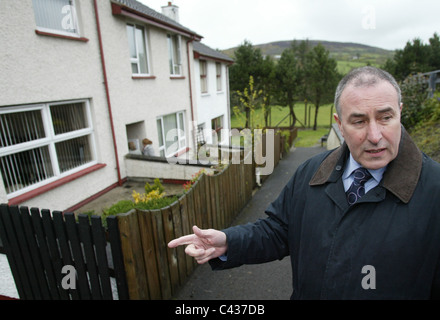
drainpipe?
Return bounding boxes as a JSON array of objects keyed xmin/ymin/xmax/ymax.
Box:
[
  {"xmin": 93, "ymin": 0, "xmax": 123, "ymax": 186},
  {"xmin": 186, "ymin": 37, "xmax": 197, "ymax": 151}
]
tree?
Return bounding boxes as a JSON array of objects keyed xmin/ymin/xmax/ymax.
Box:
[
  {"xmin": 293, "ymin": 40, "xmax": 312, "ymax": 127},
  {"xmin": 307, "ymin": 43, "xmax": 339, "ymax": 130},
  {"xmin": 429, "ymin": 32, "xmax": 440, "ymax": 71},
  {"xmin": 233, "ymin": 76, "xmax": 267, "ymax": 129},
  {"xmin": 260, "ymin": 55, "xmax": 276, "ymax": 127},
  {"xmin": 229, "ymin": 40, "xmax": 264, "ymax": 95},
  {"xmin": 383, "ymin": 33, "xmax": 440, "ymax": 81},
  {"xmin": 275, "ymin": 44, "xmax": 301, "ymax": 127},
  {"xmin": 393, "ymin": 38, "xmax": 430, "ymax": 80}
]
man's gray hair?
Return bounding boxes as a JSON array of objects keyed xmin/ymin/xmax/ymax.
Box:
[{"xmin": 334, "ymin": 66, "xmax": 402, "ymax": 117}]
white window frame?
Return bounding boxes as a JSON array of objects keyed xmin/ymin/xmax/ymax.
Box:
[
  {"xmin": 126, "ymin": 24, "xmax": 151, "ymax": 76},
  {"xmin": 32, "ymin": 0, "xmax": 81, "ymax": 38},
  {"xmin": 200, "ymin": 60, "xmax": 208, "ymax": 94},
  {"xmin": 167, "ymin": 34, "xmax": 182, "ymax": 76},
  {"xmin": 216, "ymin": 62, "xmax": 223, "ymax": 92},
  {"xmin": 0, "ymin": 100, "xmax": 97, "ymax": 199},
  {"xmin": 156, "ymin": 111, "xmax": 186, "ymax": 157}
]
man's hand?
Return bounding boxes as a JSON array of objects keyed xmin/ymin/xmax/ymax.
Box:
[{"xmin": 167, "ymin": 226, "xmax": 228, "ymax": 264}]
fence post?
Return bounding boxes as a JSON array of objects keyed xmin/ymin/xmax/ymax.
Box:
[{"xmin": 117, "ymin": 209, "xmax": 149, "ymax": 299}]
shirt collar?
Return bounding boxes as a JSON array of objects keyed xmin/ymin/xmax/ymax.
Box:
[{"xmin": 342, "ymin": 154, "xmax": 387, "ymax": 184}]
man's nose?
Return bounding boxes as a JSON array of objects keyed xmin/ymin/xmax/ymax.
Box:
[{"xmin": 367, "ymin": 121, "xmax": 382, "ymax": 144}]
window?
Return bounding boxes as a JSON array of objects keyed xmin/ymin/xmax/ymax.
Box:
[
  {"xmin": 216, "ymin": 63, "xmax": 222, "ymax": 91},
  {"xmin": 196, "ymin": 123, "xmax": 206, "ymax": 147},
  {"xmin": 212, "ymin": 115, "xmax": 224, "ymax": 143},
  {"xmin": 200, "ymin": 60, "xmax": 208, "ymax": 94},
  {"xmin": 156, "ymin": 112, "xmax": 186, "ymax": 157},
  {"xmin": 0, "ymin": 100, "xmax": 96, "ymax": 198},
  {"xmin": 126, "ymin": 24, "xmax": 150, "ymax": 75},
  {"xmin": 32, "ymin": 0, "xmax": 80, "ymax": 37},
  {"xmin": 167, "ymin": 34, "xmax": 182, "ymax": 76}
]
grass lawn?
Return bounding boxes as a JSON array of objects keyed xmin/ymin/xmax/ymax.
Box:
[{"xmin": 231, "ymin": 102, "xmax": 337, "ymax": 147}]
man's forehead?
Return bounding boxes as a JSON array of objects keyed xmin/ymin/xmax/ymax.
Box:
[{"xmin": 340, "ymin": 81, "xmax": 399, "ymax": 106}]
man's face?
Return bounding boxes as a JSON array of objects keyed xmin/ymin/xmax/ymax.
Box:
[{"xmin": 334, "ymin": 81, "xmax": 402, "ymax": 170}]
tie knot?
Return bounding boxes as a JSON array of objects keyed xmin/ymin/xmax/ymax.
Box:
[{"xmin": 352, "ymin": 167, "xmax": 372, "ymax": 186}]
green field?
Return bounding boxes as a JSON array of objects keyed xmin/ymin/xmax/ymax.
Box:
[{"xmin": 231, "ymin": 103, "xmax": 336, "ymax": 147}]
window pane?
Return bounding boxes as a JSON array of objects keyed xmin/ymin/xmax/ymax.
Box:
[
  {"xmin": 126, "ymin": 25, "xmax": 137, "ymax": 59},
  {"xmin": 156, "ymin": 119, "xmax": 164, "ymax": 147},
  {"xmin": 178, "ymin": 113, "xmax": 185, "ymax": 135},
  {"xmin": 55, "ymin": 135, "xmax": 92, "ymax": 173},
  {"xmin": 33, "ymin": 0, "xmax": 78, "ymax": 34},
  {"xmin": 135, "ymin": 27, "xmax": 149, "ymax": 74},
  {"xmin": 1, "ymin": 146, "xmax": 54, "ymax": 194},
  {"xmin": 131, "ymin": 63, "xmax": 139, "ymax": 74},
  {"xmin": 50, "ymin": 102, "xmax": 87, "ymax": 135},
  {"xmin": 163, "ymin": 114, "xmax": 178, "ymax": 152},
  {"xmin": 0, "ymin": 110, "xmax": 45, "ymax": 147},
  {"xmin": 167, "ymin": 35, "xmax": 174, "ymax": 74}
]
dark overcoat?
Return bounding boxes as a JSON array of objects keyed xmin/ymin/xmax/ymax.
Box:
[{"xmin": 210, "ymin": 128, "xmax": 440, "ymax": 299}]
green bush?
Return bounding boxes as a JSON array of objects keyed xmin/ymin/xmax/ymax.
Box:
[
  {"xmin": 144, "ymin": 178, "xmax": 165, "ymax": 194},
  {"xmin": 400, "ymin": 73, "xmax": 430, "ymax": 130}
]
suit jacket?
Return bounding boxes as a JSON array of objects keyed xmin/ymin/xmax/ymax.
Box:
[{"xmin": 210, "ymin": 127, "xmax": 440, "ymax": 299}]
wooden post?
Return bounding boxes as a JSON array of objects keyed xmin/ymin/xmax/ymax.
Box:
[
  {"xmin": 117, "ymin": 210, "xmax": 149, "ymax": 299},
  {"xmin": 136, "ymin": 209, "xmax": 162, "ymax": 299}
]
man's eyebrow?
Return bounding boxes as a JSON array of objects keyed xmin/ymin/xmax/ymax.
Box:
[
  {"xmin": 348, "ymin": 112, "xmax": 366, "ymax": 119},
  {"xmin": 376, "ymin": 107, "xmax": 396, "ymax": 115},
  {"xmin": 348, "ymin": 107, "xmax": 396, "ymax": 120}
]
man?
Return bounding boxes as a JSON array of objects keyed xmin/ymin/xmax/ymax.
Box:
[{"xmin": 168, "ymin": 66, "xmax": 440, "ymax": 299}]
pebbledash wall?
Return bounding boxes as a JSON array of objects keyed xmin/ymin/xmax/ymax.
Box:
[
  {"xmin": 0, "ymin": 0, "xmax": 206, "ymax": 211},
  {"xmin": 0, "ymin": 0, "xmax": 116, "ymax": 211}
]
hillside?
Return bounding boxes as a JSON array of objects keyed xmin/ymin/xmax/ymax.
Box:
[{"xmin": 222, "ymin": 39, "xmax": 395, "ymax": 74}]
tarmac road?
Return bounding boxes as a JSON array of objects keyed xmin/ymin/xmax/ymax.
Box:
[{"xmin": 173, "ymin": 146, "xmax": 327, "ymax": 300}]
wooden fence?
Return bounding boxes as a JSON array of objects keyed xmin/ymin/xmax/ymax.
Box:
[
  {"xmin": 0, "ymin": 161, "xmax": 254, "ymax": 300},
  {"xmin": 116, "ymin": 161, "xmax": 255, "ymax": 299},
  {"xmin": 0, "ymin": 204, "xmax": 129, "ymax": 300}
]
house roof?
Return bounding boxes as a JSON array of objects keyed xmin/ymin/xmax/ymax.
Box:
[
  {"xmin": 111, "ymin": 0, "xmax": 203, "ymax": 40},
  {"xmin": 193, "ymin": 41, "xmax": 234, "ymax": 64}
]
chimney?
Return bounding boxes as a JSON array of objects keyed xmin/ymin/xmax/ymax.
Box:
[{"xmin": 161, "ymin": 2, "xmax": 179, "ymax": 22}]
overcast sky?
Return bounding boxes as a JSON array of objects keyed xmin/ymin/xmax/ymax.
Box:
[{"xmin": 138, "ymin": 0, "xmax": 439, "ymax": 52}]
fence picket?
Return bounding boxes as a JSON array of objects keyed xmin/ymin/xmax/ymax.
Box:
[
  {"xmin": 90, "ymin": 215, "xmax": 114, "ymax": 300},
  {"xmin": 77, "ymin": 214, "xmax": 102, "ymax": 299},
  {"xmin": 137, "ymin": 209, "xmax": 162, "ymax": 299},
  {"xmin": 151, "ymin": 209, "xmax": 172, "ymax": 299},
  {"xmin": 170, "ymin": 200, "xmax": 186, "ymax": 286},
  {"xmin": 117, "ymin": 210, "xmax": 149, "ymax": 299},
  {"xmin": 161, "ymin": 205, "xmax": 180, "ymax": 295}
]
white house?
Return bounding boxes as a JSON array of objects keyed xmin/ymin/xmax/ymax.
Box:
[
  {"xmin": 0, "ymin": 0, "xmax": 232, "ymax": 212},
  {"xmin": 192, "ymin": 42, "xmax": 234, "ymax": 147}
]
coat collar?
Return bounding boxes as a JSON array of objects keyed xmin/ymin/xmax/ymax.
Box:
[{"xmin": 309, "ymin": 126, "xmax": 422, "ymax": 203}]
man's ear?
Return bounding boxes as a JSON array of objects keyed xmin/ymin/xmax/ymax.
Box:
[{"xmin": 334, "ymin": 113, "xmax": 344, "ymax": 138}]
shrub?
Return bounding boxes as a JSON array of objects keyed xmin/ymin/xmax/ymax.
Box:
[
  {"xmin": 400, "ymin": 73, "xmax": 429, "ymax": 130},
  {"xmin": 144, "ymin": 178, "xmax": 165, "ymax": 195},
  {"xmin": 100, "ymin": 179, "xmax": 181, "ymax": 226}
]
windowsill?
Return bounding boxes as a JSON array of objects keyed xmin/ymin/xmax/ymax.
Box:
[
  {"xmin": 132, "ymin": 75, "xmax": 156, "ymax": 80},
  {"xmin": 201, "ymin": 93, "xmax": 210, "ymax": 97},
  {"xmin": 8, "ymin": 163, "xmax": 106, "ymax": 205},
  {"xmin": 35, "ymin": 29, "xmax": 89, "ymax": 42},
  {"xmin": 170, "ymin": 76, "xmax": 186, "ymax": 80}
]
